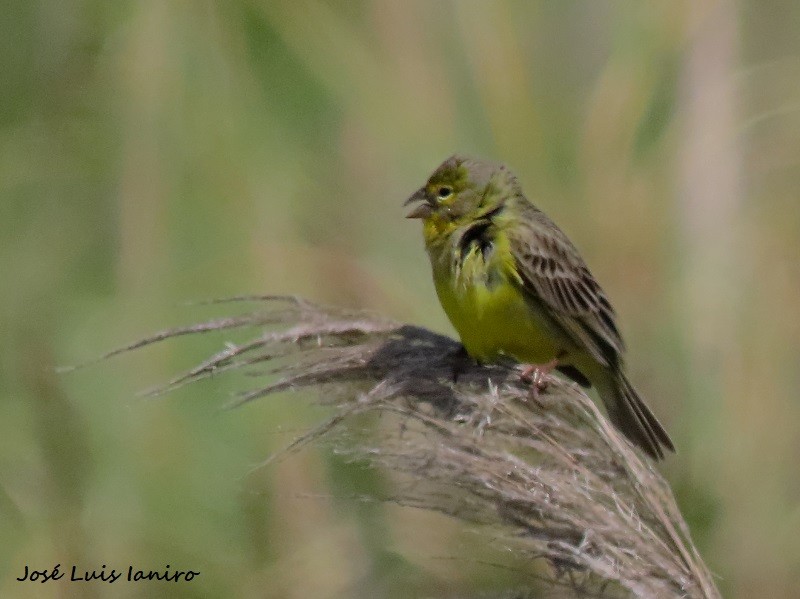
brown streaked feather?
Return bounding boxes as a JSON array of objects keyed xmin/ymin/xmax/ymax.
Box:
[
  {"xmin": 556, "ymin": 364, "xmax": 591, "ymax": 387},
  {"xmin": 507, "ymin": 203, "xmax": 624, "ymax": 367}
]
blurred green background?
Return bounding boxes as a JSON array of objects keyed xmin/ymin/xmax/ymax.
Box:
[{"xmin": 2, "ymin": 1, "xmax": 799, "ymax": 597}]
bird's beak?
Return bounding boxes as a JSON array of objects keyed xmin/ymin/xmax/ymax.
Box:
[{"xmin": 404, "ymin": 188, "xmax": 433, "ymax": 219}]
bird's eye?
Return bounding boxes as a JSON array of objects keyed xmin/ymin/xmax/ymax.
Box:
[{"xmin": 436, "ymin": 186, "xmax": 453, "ymax": 200}]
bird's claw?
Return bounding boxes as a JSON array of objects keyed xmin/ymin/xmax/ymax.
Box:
[{"xmin": 518, "ymin": 358, "xmax": 560, "ymax": 406}]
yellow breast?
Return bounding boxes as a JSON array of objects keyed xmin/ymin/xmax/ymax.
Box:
[{"xmin": 428, "ymin": 229, "xmax": 561, "ymax": 364}]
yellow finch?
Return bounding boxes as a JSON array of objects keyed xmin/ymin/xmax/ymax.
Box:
[{"xmin": 405, "ymin": 155, "xmax": 674, "ymax": 459}]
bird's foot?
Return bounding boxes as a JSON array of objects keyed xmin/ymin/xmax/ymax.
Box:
[{"xmin": 518, "ymin": 358, "xmax": 560, "ymax": 403}]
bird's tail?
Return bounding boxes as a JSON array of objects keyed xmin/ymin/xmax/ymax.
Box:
[{"xmin": 596, "ymin": 369, "xmax": 675, "ymax": 460}]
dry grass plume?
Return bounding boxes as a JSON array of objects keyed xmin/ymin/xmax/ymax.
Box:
[{"xmin": 86, "ymin": 295, "xmax": 719, "ymax": 598}]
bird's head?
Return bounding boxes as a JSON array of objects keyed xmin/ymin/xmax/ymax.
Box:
[{"xmin": 405, "ymin": 155, "xmax": 519, "ymax": 232}]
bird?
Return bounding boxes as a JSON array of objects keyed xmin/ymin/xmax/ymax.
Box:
[{"xmin": 404, "ymin": 155, "xmax": 674, "ymax": 459}]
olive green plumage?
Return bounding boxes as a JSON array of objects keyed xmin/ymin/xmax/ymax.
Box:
[{"xmin": 406, "ymin": 155, "xmax": 674, "ymax": 459}]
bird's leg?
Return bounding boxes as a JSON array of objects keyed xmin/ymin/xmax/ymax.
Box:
[{"xmin": 519, "ymin": 354, "xmax": 563, "ymax": 401}]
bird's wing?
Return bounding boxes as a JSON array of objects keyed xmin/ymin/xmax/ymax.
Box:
[{"xmin": 506, "ymin": 206, "xmax": 625, "ymax": 367}]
